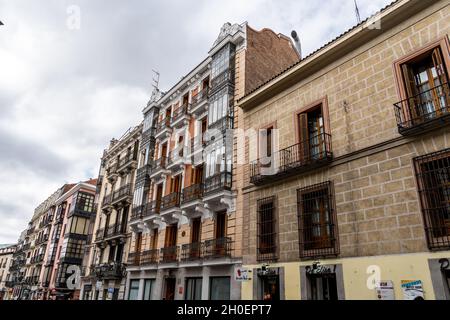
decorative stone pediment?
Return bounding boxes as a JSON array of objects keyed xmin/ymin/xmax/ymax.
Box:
[{"xmin": 211, "ymin": 22, "xmax": 244, "ymax": 49}]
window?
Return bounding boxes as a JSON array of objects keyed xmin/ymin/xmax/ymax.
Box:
[
  {"xmin": 205, "ymin": 143, "xmax": 227, "ymax": 178},
  {"xmin": 143, "ymin": 279, "xmax": 154, "ymax": 300},
  {"xmin": 75, "ymin": 192, "xmax": 95, "ymax": 213},
  {"xmin": 208, "ymin": 88, "xmax": 229, "ymax": 125},
  {"xmin": 297, "ymin": 105, "xmax": 327, "ymax": 161},
  {"xmin": 414, "ymin": 148, "xmax": 450, "ymax": 250},
  {"xmin": 185, "ymin": 277, "xmax": 202, "ymax": 300},
  {"xmin": 211, "ymin": 46, "xmax": 230, "ymax": 79},
  {"xmin": 394, "ymin": 38, "xmax": 450, "ymax": 133},
  {"xmin": 297, "ymin": 181, "xmax": 339, "ymax": 259},
  {"xmin": 68, "ymin": 216, "xmax": 89, "ymax": 235},
  {"xmin": 209, "ymin": 277, "xmax": 230, "ymax": 300},
  {"xmin": 309, "ymin": 273, "xmax": 338, "ymax": 300},
  {"xmin": 128, "ymin": 280, "xmax": 140, "ymax": 300},
  {"xmin": 60, "ymin": 238, "xmax": 84, "ymax": 261},
  {"xmin": 257, "ymin": 196, "xmax": 277, "ymax": 262}
]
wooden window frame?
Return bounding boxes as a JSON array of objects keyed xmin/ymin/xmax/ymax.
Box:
[
  {"xmin": 413, "ymin": 148, "xmax": 450, "ymax": 250},
  {"xmin": 256, "ymin": 196, "xmax": 279, "ymax": 262},
  {"xmin": 393, "ymin": 37, "xmax": 450, "ymax": 125},
  {"xmin": 297, "ymin": 181, "xmax": 339, "ymax": 259},
  {"xmin": 293, "ymin": 96, "xmax": 331, "ymax": 145}
]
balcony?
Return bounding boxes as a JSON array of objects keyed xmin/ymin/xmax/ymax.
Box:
[
  {"xmin": 180, "ymin": 183, "xmax": 204, "ymax": 216},
  {"xmin": 161, "ymin": 192, "xmax": 181, "ymax": 214},
  {"xmin": 106, "ymin": 163, "xmax": 119, "ymax": 183},
  {"xmin": 117, "ymin": 152, "xmax": 138, "ymax": 174},
  {"xmin": 189, "ymin": 87, "xmax": 209, "ymax": 117},
  {"xmin": 181, "ymin": 242, "xmax": 202, "ymax": 262},
  {"xmin": 150, "ymin": 156, "xmax": 170, "ymax": 181},
  {"xmin": 142, "ymin": 200, "xmax": 161, "ymax": 218},
  {"xmin": 394, "ymin": 83, "xmax": 450, "ymax": 136},
  {"xmin": 171, "ymin": 103, "xmax": 190, "ymax": 128},
  {"xmin": 104, "ymin": 224, "xmax": 127, "ymax": 240},
  {"xmin": 102, "ymin": 193, "xmax": 112, "ymax": 210},
  {"xmin": 160, "ymin": 246, "xmax": 179, "ymax": 264},
  {"xmin": 155, "ymin": 117, "xmax": 172, "ymax": 140},
  {"xmin": 140, "ymin": 249, "xmax": 159, "ymax": 266},
  {"xmin": 250, "ymin": 132, "xmax": 333, "ymax": 186},
  {"xmin": 111, "ymin": 184, "xmax": 133, "ymax": 207},
  {"xmin": 95, "ymin": 228, "xmax": 105, "ymax": 241},
  {"xmin": 203, "ymin": 237, "xmax": 232, "ymax": 259},
  {"xmin": 189, "ymin": 136, "xmax": 205, "ymax": 166},
  {"xmin": 93, "ymin": 262, "xmax": 126, "ymax": 280},
  {"xmin": 129, "ymin": 205, "xmax": 144, "ymax": 225},
  {"xmin": 127, "ymin": 251, "xmax": 140, "ymax": 267},
  {"xmin": 204, "ymin": 171, "xmax": 232, "ymax": 195},
  {"xmin": 167, "ymin": 148, "xmax": 187, "ymax": 172}
]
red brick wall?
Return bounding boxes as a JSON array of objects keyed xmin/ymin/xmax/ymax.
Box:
[{"xmin": 245, "ymin": 26, "xmax": 300, "ymax": 95}]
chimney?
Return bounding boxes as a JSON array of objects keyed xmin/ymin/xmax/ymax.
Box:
[{"xmin": 291, "ymin": 30, "xmax": 302, "ymax": 59}]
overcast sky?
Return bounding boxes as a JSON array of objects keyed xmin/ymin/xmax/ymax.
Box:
[{"xmin": 0, "ymin": 0, "xmax": 393, "ymax": 243}]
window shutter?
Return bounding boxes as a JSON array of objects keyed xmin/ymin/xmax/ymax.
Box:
[
  {"xmin": 402, "ymin": 64, "xmax": 420, "ymax": 122},
  {"xmin": 432, "ymin": 47, "xmax": 450, "ymax": 110},
  {"xmin": 298, "ymin": 113, "xmax": 310, "ymax": 163}
]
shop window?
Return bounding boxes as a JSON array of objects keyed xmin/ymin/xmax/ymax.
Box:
[
  {"xmin": 209, "ymin": 276, "xmax": 230, "ymax": 300},
  {"xmin": 185, "ymin": 277, "xmax": 202, "ymax": 300},
  {"xmin": 143, "ymin": 279, "xmax": 154, "ymax": 300},
  {"xmin": 128, "ymin": 280, "xmax": 140, "ymax": 300}
]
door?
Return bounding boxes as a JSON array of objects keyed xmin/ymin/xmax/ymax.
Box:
[
  {"xmin": 309, "ymin": 274, "xmax": 338, "ymax": 300},
  {"xmin": 164, "ymin": 224, "xmax": 177, "ymax": 262},
  {"xmin": 161, "ymin": 143, "xmax": 168, "ymax": 164},
  {"xmin": 190, "ymin": 218, "xmax": 201, "ymax": 259},
  {"xmin": 155, "ymin": 184, "xmax": 163, "ymax": 214},
  {"xmin": 164, "ymin": 278, "xmax": 176, "ymax": 300},
  {"xmin": 261, "ymin": 275, "xmax": 280, "ymax": 300},
  {"xmin": 134, "ymin": 232, "xmax": 142, "ymax": 265},
  {"xmin": 214, "ymin": 211, "xmax": 227, "ymax": 256}
]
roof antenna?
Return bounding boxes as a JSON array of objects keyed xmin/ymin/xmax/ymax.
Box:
[
  {"xmin": 354, "ymin": 0, "xmax": 362, "ymax": 24},
  {"xmin": 151, "ymin": 69, "xmax": 160, "ymax": 91},
  {"xmin": 291, "ymin": 30, "xmax": 302, "ymax": 60}
]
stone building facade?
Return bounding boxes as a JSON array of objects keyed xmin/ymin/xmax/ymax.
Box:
[
  {"xmin": 120, "ymin": 22, "xmax": 299, "ymax": 301},
  {"xmin": 237, "ymin": 0, "xmax": 450, "ymax": 300}
]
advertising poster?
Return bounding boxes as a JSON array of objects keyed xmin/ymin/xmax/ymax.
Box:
[
  {"xmin": 401, "ymin": 280, "xmax": 424, "ymax": 300},
  {"xmin": 375, "ymin": 280, "xmax": 395, "ymax": 300}
]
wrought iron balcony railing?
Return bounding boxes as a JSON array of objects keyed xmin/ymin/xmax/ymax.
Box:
[
  {"xmin": 102, "ymin": 194, "xmax": 112, "ymax": 209},
  {"xmin": 156, "ymin": 117, "xmax": 171, "ymax": 135},
  {"xmin": 142, "ymin": 200, "xmax": 161, "ymax": 217},
  {"xmin": 171, "ymin": 103, "xmax": 190, "ymax": 126},
  {"xmin": 151, "ymin": 156, "xmax": 167, "ymax": 172},
  {"xmin": 250, "ymin": 132, "xmax": 333, "ymax": 186},
  {"xmin": 130, "ymin": 205, "xmax": 144, "ymax": 223},
  {"xmin": 204, "ymin": 171, "xmax": 232, "ymax": 195},
  {"xmin": 181, "ymin": 242, "xmax": 202, "ymax": 261},
  {"xmin": 161, "ymin": 192, "xmax": 181, "ymax": 211},
  {"xmin": 95, "ymin": 228, "xmax": 105, "ymax": 241},
  {"xmin": 93, "ymin": 262, "xmax": 126, "ymax": 280},
  {"xmin": 117, "ymin": 152, "xmax": 137, "ymax": 171},
  {"xmin": 112, "ymin": 184, "xmax": 133, "ymax": 204},
  {"xmin": 394, "ymin": 83, "xmax": 450, "ymax": 135},
  {"xmin": 203, "ymin": 237, "xmax": 232, "ymax": 259},
  {"xmin": 190, "ymin": 87, "xmax": 209, "ymax": 111},
  {"xmin": 181, "ymin": 183, "xmax": 203, "ymax": 204},
  {"xmin": 140, "ymin": 249, "xmax": 159, "ymax": 265},
  {"xmin": 160, "ymin": 246, "xmax": 179, "ymax": 263}
]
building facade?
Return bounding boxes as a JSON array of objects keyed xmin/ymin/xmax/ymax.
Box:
[
  {"xmin": 40, "ymin": 180, "xmax": 97, "ymax": 300},
  {"xmin": 0, "ymin": 244, "xmax": 16, "ymax": 300},
  {"xmin": 121, "ymin": 22, "xmax": 299, "ymax": 301},
  {"xmin": 80, "ymin": 125, "xmax": 142, "ymax": 300},
  {"xmin": 238, "ymin": 0, "xmax": 450, "ymax": 300}
]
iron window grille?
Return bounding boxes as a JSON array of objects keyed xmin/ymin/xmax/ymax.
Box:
[
  {"xmin": 257, "ymin": 196, "xmax": 278, "ymax": 262},
  {"xmin": 297, "ymin": 181, "xmax": 339, "ymax": 259},
  {"xmin": 413, "ymin": 148, "xmax": 450, "ymax": 250}
]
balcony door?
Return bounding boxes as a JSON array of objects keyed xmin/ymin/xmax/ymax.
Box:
[
  {"xmin": 134, "ymin": 232, "xmax": 142, "ymax": 265},
  {"xmin": 190, "ymin": 218, "xmax": 201, "ymax": 259},
  {"xmin": 161, "ymin": 143, "xmax": 168, "ymax": 160},
  {"xmin": 193, "ymin": 165, "xmax": 204, "ymax": 184},
  {"xmin": 298, "ymin": 106, "xmax": 325, "ymax": 163},
  {"xmin": 164, "ymin": 224, "xmax": 178, "ymax": 262},
  {"xmin": 155, "ymin": 184, "xmax": 163, "ymax": 214},
  {"xmin": 164, "ymin": 277, "xmax": 176, "ymax": 300},
  {"xmin": 214, "ymin": 211, "xmax": 227, "ymax": 256},
  {"xmin": 171, "ymin": 175, "xmax": 182, "ymax": 194},
  {"xmin": 402, "ymin": 47, "xmax": 450, "ymax": 123}
]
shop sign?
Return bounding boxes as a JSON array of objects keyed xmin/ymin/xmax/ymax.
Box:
[
  {"xmin": 401, "ymin": 280, "xmax": 424, "ymax": 300},
  {"xmin": 375, "ymin": 280, "xmax": 395, "ymax": 300},
  {"xmin": 305, "ymin": 262, "xmax": 336, "ymax": 276},
  {"xmin": 235, "ymin": 268, "xmax": 251, "ymax": 281}
]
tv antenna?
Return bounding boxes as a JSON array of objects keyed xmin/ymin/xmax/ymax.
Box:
[{"xmin": 151, "ymin": 69, "xmax": 160, "ymax": 91}]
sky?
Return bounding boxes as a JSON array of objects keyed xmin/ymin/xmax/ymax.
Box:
[{"xmin": 0, "ymin": 0, "xmax": 394, "ymax": 243}]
